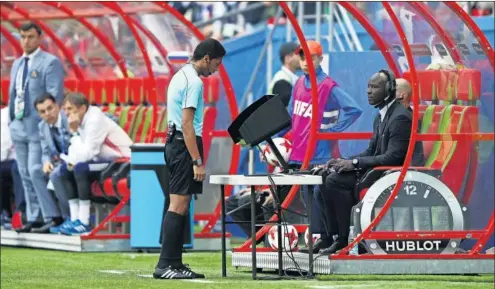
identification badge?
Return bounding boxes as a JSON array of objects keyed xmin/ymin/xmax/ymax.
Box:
[
  {"xmin": 14, "ymin": 96, "xmax": 25, "ymax": 120},
  {"xmin": 30, "ymin": 70, "xmax": 38, "ymax": 79}
]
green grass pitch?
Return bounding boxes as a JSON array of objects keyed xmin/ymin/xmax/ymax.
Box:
[{"xmin": 1, "ymin": 246, "xmax": 494, "ymax": 289}]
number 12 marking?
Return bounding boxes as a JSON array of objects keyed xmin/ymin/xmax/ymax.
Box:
[{"xmin": 405, "ymin": 184, "xmax": 418, "ymax": 195}]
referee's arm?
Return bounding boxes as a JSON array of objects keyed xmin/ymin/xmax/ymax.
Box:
[{"xmin": 181, "ymin": 80, "xmax": 203, "ymax": 163}]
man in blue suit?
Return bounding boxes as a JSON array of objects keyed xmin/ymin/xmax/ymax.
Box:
[
  {"xmin": 34, "ymin": 93, "xmax": 72, "ymax": 233},
  {"xmin": 8, "ymin": 22, "xmax": 64, "ymax": 232}
]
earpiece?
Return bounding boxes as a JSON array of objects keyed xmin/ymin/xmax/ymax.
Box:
[{"xmin": 375, "ymin": 69, "xmax": 396, "ymax": 108}]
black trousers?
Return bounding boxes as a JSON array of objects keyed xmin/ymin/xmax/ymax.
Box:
[
  {"xmin": 60, "ymin": 167, "xmax": 100, "ymax": 201},
  {"xmin": 319, "ymin": 171, "xmax": 359, "ymax": 242}
]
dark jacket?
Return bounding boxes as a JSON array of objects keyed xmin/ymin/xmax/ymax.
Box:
[{"xmin": 352, "ymin": 101, "xmax": 420, "ymax": 170}]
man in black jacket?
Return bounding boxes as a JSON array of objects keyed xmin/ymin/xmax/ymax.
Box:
[
  {"xmin": 395, "ymin": 78, "xmax": 425, "ymax": 166},
  {"xmin": 317, "ymin": 69, "xmax": 414, "ymax": 254}
]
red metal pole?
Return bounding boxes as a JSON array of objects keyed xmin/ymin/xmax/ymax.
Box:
[
  {"xmin": 409, "ymin": 2, "xmax": 463, "ymax": 65},
  {"xmin": 153, "ymin": 2, "xmax": 241, "ymax": 234},
  {"xmin": 41, "ymin": 1, "xmax": 128, "ymax": 78},
  {"xmin": 0, "ymin": 25, "xmax": 22, "ymax": 56},
  {"xmin": 338, "ymin": 2, "xmax": 400, "ymax": 76},
  {"xmin": 237, "ymin": 2, "xmax": 320, "ymax": 249},
  {"xmin": 1, "ymin": 3, "xmax": 85, "ymax": 80},
  {"xmin": 444, "ymin": 2, "xmax": 495, "ymax": 69},
  {"xmin": 470, "ymin": 212, "xmax": 495, "ymax": 254},
  {"xmin": 126, "ymin": 15, "xmax": 174, "ymax": 75},
  {"xmin": 337, "ymin": 2, "xmax": 420, "ymax": 256},
  {"xmin": 98, "ymin": 2, "xmax": 157, "ymax": 142}
]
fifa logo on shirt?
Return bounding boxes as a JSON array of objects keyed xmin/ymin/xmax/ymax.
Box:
[{"xmin": 293, "ymin": 100, "xmax": 313, "ymax": 118}]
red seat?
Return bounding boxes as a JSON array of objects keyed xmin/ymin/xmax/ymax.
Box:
[
  {"xmin": 128, "ymin": 78, "xmax": 144, "ymax": 104},
  {"xmin": 457, "ymin": 68, "xmax": 481, "ymax": 102},
  {"xmin": 77, "ymin": 80, "xmax": 93, "ymax": 102},
  {"xmin": 92, "ymin": 79, "xmax": 105, "ymax": 105},
  {"xmin": 1, "ymin": 78, "xmax": 9, "ymax": 105},
  {"xmin": 117, "ymin": 179, "xmax": 130, "ymax": 199},
  {"xmin": 115, "ymin": 79, "xmax": 128, "ymax": 104},
  {"xmin": 202, "ymin": 106, "xmax": 217, "ymax": 163},
  {"xmin": 154, "ymin": 76, "xmax": 169, "ymax": 105},
  {"xmin": 103, "ymin": 79, "xmax": 117, "ymax": 104},
  {"xmin": 64, "ymin": 78, "xmax": 78, "ymax": 93},
  {"xmin": 201, "ymin": 75, "xmax": 221, "ymax": 104}
]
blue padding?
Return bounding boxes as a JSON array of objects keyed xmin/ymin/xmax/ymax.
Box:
[
  {"xmin": 130, "ymin": 169, "xmax": 194, "ymax": 248},
  {"xmin": 131, "ymin": 152, "xmax": 166, "ymax": 165}
]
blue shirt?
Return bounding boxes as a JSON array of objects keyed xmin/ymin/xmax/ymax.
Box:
[
  {"xmin": 278, "ymin": 66, "xmax": 363, "ymax": 164},
  {"xmin": 167, "ymin": 64, "xmax": 204, "ymax": 136}
]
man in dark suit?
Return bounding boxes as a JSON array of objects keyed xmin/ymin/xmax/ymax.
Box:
[
  {"xmin": 395, "ymin": 78, "xmax": 425, "ymax": 166},
  {"xmin": 317, "ymin": 69, "xmax": 414, "ymax": 254},
  {"xmin": 31, "ymin": 93, "xmax": 71, "ymax": 233}
]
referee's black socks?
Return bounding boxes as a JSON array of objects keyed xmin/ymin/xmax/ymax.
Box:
[{"xmin": 157, "ymin": 211, "xmax": 186, "ymax": 269}]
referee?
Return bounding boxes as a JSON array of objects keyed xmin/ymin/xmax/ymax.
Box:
[{"xmin": 153, "ymin": 38, "xmax": 226, "ymax": 280}]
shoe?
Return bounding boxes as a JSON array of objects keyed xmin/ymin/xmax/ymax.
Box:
[
  {"xmin": 32, "ymin": 218, "xmax": 63, "ymax": 233},
  {"xmin": 60, "ymin": 220, "xmax": 91, "ymax": 236},
  {"xmin": 299, "ymin": 237, "xmax": 334, "ymax": 254},
  {"xmin": 15, "ymin": 222, "xmax": 34, "ymax": 233},
  {"xmin": 153, "ymin": 266, "xmax": 194, "ymax": 279},
  {"xmin": 319, "ymin": 240, "xmax": 348, "ymax": 255},
  {"xmin": 178, "ymin": 264, "xmax": 205, "ymax": 279},
  {"xmin": 49, "ymin": 219, "xmax": 73, "ymax": 234}
]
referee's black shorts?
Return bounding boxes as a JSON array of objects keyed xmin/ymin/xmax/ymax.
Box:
[{"xmin": 164, "ymin": 131, "xmax": 204, "ymax": 196}]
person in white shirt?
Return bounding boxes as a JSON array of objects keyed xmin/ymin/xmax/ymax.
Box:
[
  {"xmin": 55, "ymin": 92, "xmax": 132, "ymax": 235},
  {"xmin": 1, "ymin": 107, "xmax": 25, "ymax": 221}
]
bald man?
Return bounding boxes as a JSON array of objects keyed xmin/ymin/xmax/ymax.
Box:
[
  {"xmin": 396, "ymin": 78, "xmax": 425, "ymax": 166},
  {"xmin": 396, "ymin": 78, "xmax": 413, "ymax": 107}
]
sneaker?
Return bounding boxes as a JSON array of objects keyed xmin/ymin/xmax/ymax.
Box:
[
  {"xmin": 153, "ymin": 266, "xmax": 194, "ymax": 279},
  {"xmin": 60, "ymin": 220, "xmax": 91, "ymax": 236},
  {"xmin": 49, "ymin": 219, "xmax": 72, "ymax": 234},
  {"xmin": 178, "ymin": 264, "xmax": 205, "ymax": 279}
]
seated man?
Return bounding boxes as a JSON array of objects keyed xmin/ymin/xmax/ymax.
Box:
[
  {"xmin": 56, "ymin": 92, "xmax": 133, "ymax": 235},
  {"xmin": 395, "ymin": 78, "xmax": 425, "ymax": 166},
  {"xmin": 35, "ymin": 93, "xmax": 73, "ymax": 233},
  {"xmin": 318, "ymin": 69, "xmax": 413, "ymax": 254}
]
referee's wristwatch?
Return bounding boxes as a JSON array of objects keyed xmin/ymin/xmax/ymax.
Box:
[
  {"xmin": 352, "ymin": 158, "xmax": 359, "ymax": 168},
  {"xmin": 193, "ymin": 158, "xmax": 203, "ymax": 166}
]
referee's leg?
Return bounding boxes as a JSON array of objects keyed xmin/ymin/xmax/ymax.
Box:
[{"xmin": 154, "ymin": 136, "xmax": 205, "ymax": 279}]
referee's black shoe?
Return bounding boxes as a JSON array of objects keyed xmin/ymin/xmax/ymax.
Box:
[
  {"xmin": 179, "ymin": 264, "xmax": 205, "ymax": 279},
  {"xmin": 153, "ymin": 266, "xmax": 194, "ymax": 279}
]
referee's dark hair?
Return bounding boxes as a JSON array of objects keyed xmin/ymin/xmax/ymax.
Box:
[
  {"xmin": 192, "ymin": 38, "xmax": 226, "ymax": 61},
  {"xmin": 20, "ymin": 22, "xmax": 42, "ymax": 36}
]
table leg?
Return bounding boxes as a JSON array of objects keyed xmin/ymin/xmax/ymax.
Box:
[
  {"xmin": 308, "ymin": 185, "xmax": 313, "ymax": 276},
  {"xmin": 250, "ymin": 185, "xmax": 257, "ymax": 280},
  {"xmin": 221, "ymin": 185, "xmax": 227, "ymax": 278}
]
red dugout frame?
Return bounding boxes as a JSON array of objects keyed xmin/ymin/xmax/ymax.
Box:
[
  {"xmin": 234, "ymin": 1, "xmax": 495, "ymax": 262},
  {"xmin": 1, "ymin": 2, "xmax": 492, "ymax": 257}
]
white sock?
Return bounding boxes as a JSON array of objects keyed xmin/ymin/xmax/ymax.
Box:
[
  {"xmin": 79, "ymin": 200, "xmax": 91, "ymax": 226},
  {"xmin": 68, "ymin": 199, "xmax": 79, "ymax": 222}
]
